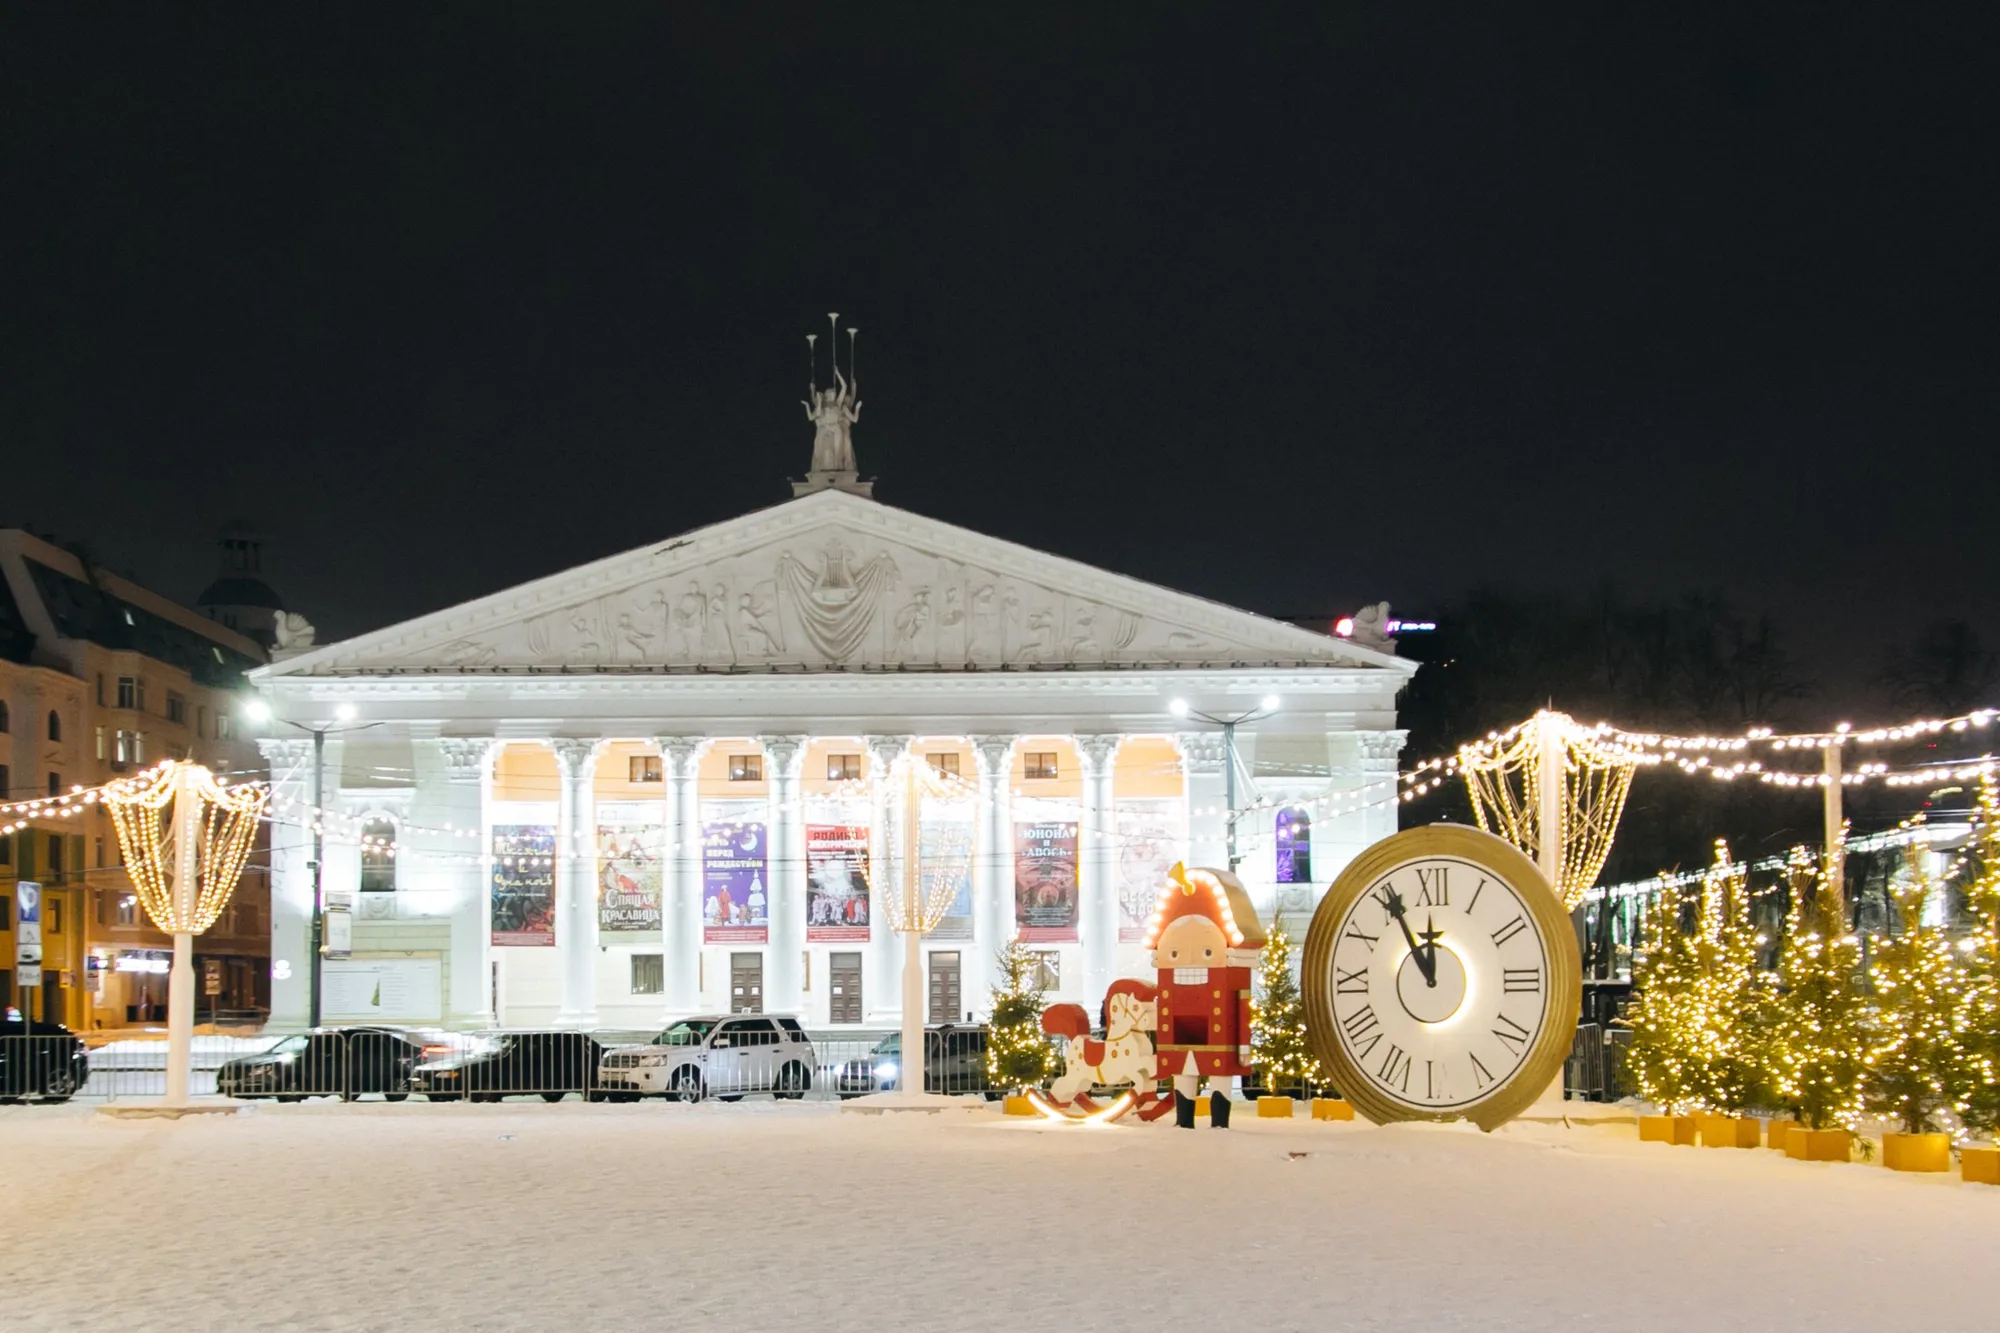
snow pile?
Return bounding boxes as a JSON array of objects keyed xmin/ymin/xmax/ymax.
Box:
[{"xmin": 0, "ymin": 1102, "xmax": 1990, "ymax": 1331}]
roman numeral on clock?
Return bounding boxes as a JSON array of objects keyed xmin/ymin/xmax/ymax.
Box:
[
  {"xmin": 1466, "ymin": 877, "xmax": 1488, "ymax": 913},
  {"xmin": 1425, "ymin": 1059, "xmax": 1450, "ymax": 1102},
  {"xmin": 1415, "ymin": 865, "xmax": 1448, "ymax": 907},
  {"xmin": 1470, "ymin": 1052, "xmax": 1495, "ymax": 1088},
  {"xmin": 1378, "ymin": 1044, "xmax": 1411, "ymax": 1093},
  {"xmin": 1343, "ymin": 923, "xmax": 1380, "ymax": 952},
  {"xmin": 1502, "ymin": 968, "xmax": 1541, "ymax": 993},
  {"xmin": 1492, "ymin": 1013, "xmax": 1531, "ymax": 1056},
  {"xmin": 1491, "ymin": 915, "xmax": 1528, "ymax": 947},
  {"xmin": 1341, "ymin": 1004, "xmax": 1380, "ymax": 1044},
  {"xmin": 1335, "ymin": 965, "xmax": 1369, "ymax": 995}
]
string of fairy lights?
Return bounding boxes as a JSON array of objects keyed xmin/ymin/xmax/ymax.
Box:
[{"xmin": 7, "ymin": 704, "xmax": 1995, "ymax": 879}]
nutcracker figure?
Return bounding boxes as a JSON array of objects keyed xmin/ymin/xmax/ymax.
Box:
[{"xmin": 1143, "ymin": 862, "xmax": 1267, "ymax": 1128}]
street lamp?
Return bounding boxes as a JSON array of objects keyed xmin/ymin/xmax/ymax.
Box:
[
  {"xmin": 242, "ymin": 697, "xmax": 373, "ymax": 1028},
  {"xmin": 1169, "ymin": 695, "xmax": 1281, "ymax": 870}
]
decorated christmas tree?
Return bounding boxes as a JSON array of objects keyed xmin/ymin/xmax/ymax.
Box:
[
  {"xmin": 1685, "ymin": 841, "xmax": 1770, "ymax": 1116},
  {"xmin": 1957, "ymin": 779, "xmax": 2000, "ymax": 1140},
  {"xmin": 1768, "ymin": 842, "xmax": 1866, "ymax": 1130},
  {"xmin": 1252, "ymin": 922, "xmax": 1319, "ymax": 1096},
  {"xmin": 1863, "ymin": 837, "xmax": 1973, "ymax": 1136},
  {"xmin": 1619, "ymin": 878, "xmax": 1704, "ymax": 1115},
  {"xmin": 986, "ymin": 939, "xmax": 1054, "ymax": 1091}
]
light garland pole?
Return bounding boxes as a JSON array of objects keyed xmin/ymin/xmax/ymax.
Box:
[
  {"xmin": 1168, "ymin": 695, "xmax": 1281, "ymax": 871},
  {"xmin": 102, "ymin": 761, "xmax": 268, "ymax": 1106},
  {"xmin": 243, "ymin": 698, "xmax": 373, "ymax": 1029},
  {"xmin": 879, "ymin": 754, "xmax": 972, "ymax": 1096},
  {"xmin": 1821, "ymin": 737, "xmax": 1845, "ymax": 918}
]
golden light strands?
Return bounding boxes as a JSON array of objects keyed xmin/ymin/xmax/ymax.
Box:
[
  {"xmin": 99, "ymin": 760, "xmax": 269, "ymax": 936},
  {"xmin": 1457, "ymin": 712, "xmax": 1639, "ymax": 908}
]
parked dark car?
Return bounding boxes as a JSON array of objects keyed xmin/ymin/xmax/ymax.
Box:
[
  {"xmin": 0, "ymin": 1013, "xmax": 89, "ymax": 1103},
  {"xmin": 216, "ymin": 1027, "xmax": 424, "ymax": 1102},
  {"xmin": 412, "ymin": 1031, "xmax": 606, "ymax": 1102},
  {"xmin": 834, "ymin": 1024, "xmax": 994, "ymax": 1098}
]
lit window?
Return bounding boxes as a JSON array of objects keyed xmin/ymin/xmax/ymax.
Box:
[
  {"xmin": 928, "ymin": 753, "xmax": 960, "ymax": 777},
  {"xmin": 729, "ymin": 754, "xmax": 762, "ymax": 782},
  {"xmin": 827, "ymin": 753, "xmax": 862, "ymax": 782},
  {"xmin": 1024, "ymin": 751, "xmax": 1058, "ymax": 781},
  {"xmin": 215, "ymin": 714, "xmax": 233, "ymax": 740},
  {"xmin": 628, "ymin": 755, "xmax": 663, "ymax": 783},
  {"xmin": 1275, "ymin": 807, "xmax": 1313, "ymax": 885},
  {"xmin": 359, "ymin": 819, "xmax": 397, "ymax": 892},
  {"xmin": 117, "ymin": 896, "xmax": 139, "ymax": 927},
  {"xmin": 631, "ymin": 954, "xmax": 665, "ymax": 995}
]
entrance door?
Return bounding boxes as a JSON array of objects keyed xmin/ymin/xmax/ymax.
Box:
[
  {"xmin": 730, "ymin": 953, "xmax": 764, "ymax": 1014},
  {"xmin": 927, "ymin": 951, "xmax": 961, "ymax": 1025},
  {"xmin": 828, "ymin": 952, "xmax": 863, "ymax": 1024}
]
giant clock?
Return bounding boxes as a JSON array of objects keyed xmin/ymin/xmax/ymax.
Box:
[{"xmin": 1302, "ymin": 824, "xmax": 1580, "ymax": 1131}]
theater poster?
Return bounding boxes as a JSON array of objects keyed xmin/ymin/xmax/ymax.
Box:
[
  {"xmin": 806, "ymin": 822, "xmax": 871, "ymax": 942},
  {"xmin": 597, "ymin": 802, "xmax": 664, "ymax": 937},
  {"xmin": 923, "ymin": 797, "xmax": 977, "ymax": 941},
  {"xmin": 703, "ymin": 799, "xmax": 769, "ymax": 943},
  {"xmin": 490, "ymin": 823, "xmax": 556, "ymax": 946},
  {"xmin": 1116, "ymin": 798, "xmax": 1184, "ymax": 941},
  {"xmin": 1013, "ymin": 808, "xmax": 1079, "ymax": 942}
]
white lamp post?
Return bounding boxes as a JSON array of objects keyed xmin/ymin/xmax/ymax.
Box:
[{"xmin": 1169, "ymin": 695, "xmax": 1281, "ymax": 870}]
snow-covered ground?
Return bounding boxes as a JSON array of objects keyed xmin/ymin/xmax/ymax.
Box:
[{"xmin": 0, "ymin": 1101, "xmax": 1989, "ymax": 1331}]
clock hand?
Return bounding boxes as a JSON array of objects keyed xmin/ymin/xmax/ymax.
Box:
[
  {"xmin": 1418, "ymin": 915, "xmax": 1445, "ymax": 989},
  {"xmin": 1377, "ymin": 887, "xmax": 1437, "ymax": 985}
]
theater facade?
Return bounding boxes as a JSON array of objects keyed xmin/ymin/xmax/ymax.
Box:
[{"xmin": 250, "ymin": 465, "xmax": 1412, "ymax": 1033}]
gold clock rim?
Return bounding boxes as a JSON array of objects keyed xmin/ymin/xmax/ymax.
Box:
[{"xmin": 1301, "ymin": 823, "xmax": 1582, "ymax": 1132}]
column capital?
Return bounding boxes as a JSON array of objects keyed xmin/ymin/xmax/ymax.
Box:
[
  {"xmin": 256, "ymin": 737, "xmax": 315, "ymax": 769},
  {"xmin": 865, "ymin": 734, "xmax": 913, "ymax": 773},
  {"xmin": 1075, "ymin": 733, "xmax": 1123, "ymax": 774},
  {"xmin": 548, "ymin": 738, "xmax": 603, "ymax": 778},
  {"xmin": 1359, "ymin": 729, "xmax": 1408, "ymax": 770},
  {"xmin": 655, "ymin": 735, "xmax": 709, "ymax": 778},
  {"xmin": 1175, "ymin": 731, "xmax": 1227, "ymax": 775},
  {"xmin": 969, "ymin": 735, "xmax": 1017, "ymax": 779},
  {"xmin": 758, "ymin": 734, "xmax": 809, "ymax": 781},
  {"xmin": 435, "ymin": 737, "xmax": 495, "ymax": 785}
]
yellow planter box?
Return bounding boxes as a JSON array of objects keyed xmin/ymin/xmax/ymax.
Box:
[
  {"xmin": 1310, "ymin": 1098, "xmax": 1355, "ymax": 1121},
  {"xmin": 1639, "ymin": 1114, "xmax": 1698, "ymax": 1145},
  {"xmin": 1002, "ymin": 1094, "xmax": 1037, "ymax": 1117},
  {"xmin": 1194, "ymin": 1094, "xmax": 1210, "ymax": 1116},
  {"xmin": 1961, "ymin": 1146, "xmax": 2000, "ymax": 1185},
  {"xmin": 1882, "ymin": 1131, "xmax": 1951, "ymax": 1174},
  {"xmin": 1784, "ymin": 1127, "xmax": 1851, "ymax": 1162},
  {"xmin": 1765, "ymin": 1118, "xmax": 1801, "ymax": 1150},
  {"xmin": 1700, "ymin": 1114, "xmax": 1760, "ymax": 1148},
  {"xmin": 1256, "ymin": 1095, "xmax": 1296, "ymax": 1119}
]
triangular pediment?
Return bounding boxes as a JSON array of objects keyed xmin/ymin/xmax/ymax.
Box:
[{"xmin": 257, "ymin": 491, "xmax": 1406, "ymax": 677}]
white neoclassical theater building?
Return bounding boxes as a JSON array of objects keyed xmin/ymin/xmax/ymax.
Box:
[{"xmin": 250, "ymin": 421, "xmax": 1413, "ymax": 1033}]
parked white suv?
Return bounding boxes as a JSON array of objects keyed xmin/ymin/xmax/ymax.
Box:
[{"xmin": 598, "ymin": 1015, "xmax": 815, "ymax": 1103}]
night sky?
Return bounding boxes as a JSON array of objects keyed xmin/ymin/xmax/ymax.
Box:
[{"xmin": 5, "ymin": 8, "xmax": 1994, "ymax": 675}]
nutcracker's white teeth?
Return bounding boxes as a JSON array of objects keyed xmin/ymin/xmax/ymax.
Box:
[{"xmin": 1173, "ymin": 967, "xmax": 1207, "ymax": 984}]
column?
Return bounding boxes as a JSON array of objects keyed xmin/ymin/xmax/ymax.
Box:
[
  {"xmin": 431, "ymin": 737, "xmax": 495, "ymax": 1026},
  {"xmin": 969, "ymin": 735, "xmax": 1017, "ymax": 1018},
  {"xmin": 657, "ymin": 737, "xmax": 707, "ymax": 1017},
  {"xmin": 865, "ymin": 734, "xmax": 911, "ymax": 1024},
  {"xmin": 1077, "ymin": 734, "xmax": 1122, "ymax": 1005},
  {"xmin": 760, "ymin": 734, "xmax": 808, "ymax": 1015},
  {"xmin": 551, "ymin": 738, "xmax": 602, "ymax": 1029},
  {"xmin": 1357, "ymin": 730, "xmax": 1407, "ymax": 847},
  {"xmin": 1178, "ymin": 731, "xmax": 1229, "ymax": 870},
  {"xmin": 257, "ymin": 737, "xmax": 316, "ymax": 1030}
]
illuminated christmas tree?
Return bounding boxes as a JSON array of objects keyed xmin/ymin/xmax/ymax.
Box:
[
  {"xmin": 1768, "ymin": 843, "xmax": 1866, "ymax": 1130},
  {"xmin": 1862, "ymin": 838, "xmax": 1972, "ymax": 1136},
  {"xmin": 986, "ymin": 939, "xmax": 1054, "ymax": 1091},
  {"xmin": 1619, "ymin": 878, "xmax": 1703, "ymax": 1115},
  {"xmin": 1252, "ymin": 922, "xmax": 1319, "ymax": 1096},
  {"xmin": 1685, "ymin": 842, "xmax": 1770, "ymax": 1115},
  {"xmin": 1958, "ymin": 779, "xmax": 2000, "ymax": 1140}
]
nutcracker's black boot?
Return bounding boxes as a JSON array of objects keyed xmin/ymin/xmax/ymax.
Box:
[
  {"xmin": 1210, "ymin": 1090, "xmax": 1232, "ymax": 1129},
  {"xmin": 1174, "ymin": 1091, "xmax": 1196, "ymax": 1128}
]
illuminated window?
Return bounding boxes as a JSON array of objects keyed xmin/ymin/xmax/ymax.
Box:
[
  {"xmin": 927, "ymin": 753, "xmax": 960, "ymax": 777},
  {"xmin": 1275, "ymin": 807, "xmax": 1312, "ymax": 885},
  {"xmin": 1024, "ymin": 752, "xmax": 1058, "ymax": 781},
  {"xmin": 628, "ymin": 755, "xmax": 663, "ymax": 783},
  {"xmin": 359, "ymin": 819, "xmax": 397, "ymax": 892},
  {"xmin": 827, "ymin": 753, "xmax": 862, "ymax": 781},
  {"xmin": 729, "ymin": 754, "xmax": 762, "ymax": 782},
  {"xmin": 117, "ymin": 896, "xmax": 139, "ymax": 927}
]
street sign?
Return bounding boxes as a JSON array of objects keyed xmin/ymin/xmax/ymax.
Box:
[
  {"xmin": 15, "ymin": 881, "xmax": 43, "ymax": 968},
  {"xmin": 323, "ymin": 907, "xmax": 352, "ymax": 959},
  {"xmin": 203, "ymin": 958, "xmax": 224, "ymax": 997}
]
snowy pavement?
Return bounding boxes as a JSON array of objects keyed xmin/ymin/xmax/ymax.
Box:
[{"xmin": 0, "ymin": 1101, "xmax": 1989, "ymax": 1332}]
